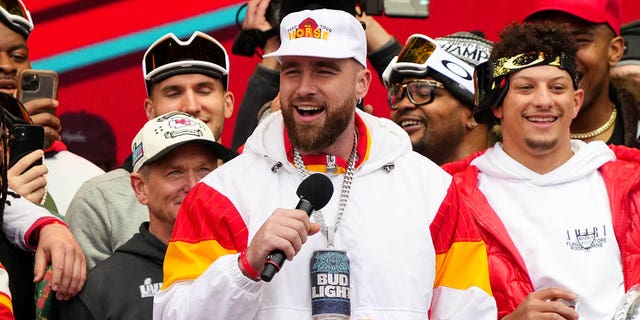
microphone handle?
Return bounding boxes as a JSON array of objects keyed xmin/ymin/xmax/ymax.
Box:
[{"xmin": 261, "ymin": 199, "xmax": 314, "ymax": 282}]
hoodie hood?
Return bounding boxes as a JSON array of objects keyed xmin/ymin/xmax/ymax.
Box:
[
  {"xmin": 471, "ymin": 140, "xmax": 615, "ymax": 186},
  {"xmin": 243, "ymin": 109, "xmax": 412, "ymax": 176},
  {"xmin": 115, "ymin": 222, "xmax": 167, "ymax": 267}
]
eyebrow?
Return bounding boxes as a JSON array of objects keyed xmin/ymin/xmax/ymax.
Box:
[
  {"xmin": 512, "ymin": 74, "xmax": 572, "ymax": 83},
  {"xmin": 281, "ymin": 59, "xmax": 342, "ymax": 71},
  {"xmin": 313, "ymin": 60, "xmax": 341, "ymax": 71},
  {"xmin": 159, "ymin": 80, "xmax": 217, "ymax": 92},
  {"xmin": 9, "ymin": 44, "xmax": 28, "ymax": 52}
]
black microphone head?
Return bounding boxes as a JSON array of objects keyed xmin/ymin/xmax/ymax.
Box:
[{"xmin": 296, "ymin": 173, "xmax": 334, "ymax": 210}]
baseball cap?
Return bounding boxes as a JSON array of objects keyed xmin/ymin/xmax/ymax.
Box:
[
  {"xmin": 131, "ymin": 111, "xmax": 232, "ymax": 172},
  {"xmin": 525, "ymin": 0, "xmax": 621, "ymax": 35},
  {"xmin": 60, "ymin": 111, "xmax": 116, "ymax": 171},
  {"xmin": 382, "ymin": 32, "xmax": 492, "ymax": 108},
  {"xmin": 618, "ymin": 20, "xmax": 640, "ymax": 66},
  {"xmin": 0, "ymin": 0, "xmax": 32, "ymax": 39},
  {"xmin": 263, "ymin": 9, "xmax": 367, "ymax": 67},
  {"xmin": 142, "ymin": 31, "xmax": 229, "ymax": 95}
]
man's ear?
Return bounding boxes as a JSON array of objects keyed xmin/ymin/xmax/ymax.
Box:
[
  {"xmin": 223, "ymin": 91, "xmax": 234, "ymax": 119},
  {"xmin": 572, "ymin": 88, "xmax": 585, "ymax": 119},
  {"xmin": 356, "ymin": 67, "xmax": 373, "ymax": 101},
  {"xmin": 130, "ymin": 172, "xmax": 149, "ymax": 205},
  {"xmin": 143, "ymin": 98, "xmax": 155, "ymax": 120},
  {"xmin": 608, "ymin": 36, "xmax": 625, "ymax": 67},
  {"xmin": 491, "ymin": 105, "xmax": 503, "ymax": 122}
]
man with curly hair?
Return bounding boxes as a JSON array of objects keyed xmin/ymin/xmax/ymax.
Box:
[{"xmin": 443, "ymin": 21, "xmax": 640, "ymax": 319}]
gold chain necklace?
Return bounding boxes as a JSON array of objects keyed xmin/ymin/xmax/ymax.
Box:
[{"xmin": 570, "ymin": 105, "xmax": 617, "ymax": 139}]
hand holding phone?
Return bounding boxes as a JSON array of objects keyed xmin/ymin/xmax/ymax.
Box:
[
  {"xmin": 6, "ymin": 149, "xmax": 47, "ymax": 204},
  {"xmin": 17, "ymin": 70, "xmax": 61, "ymax": 148}
]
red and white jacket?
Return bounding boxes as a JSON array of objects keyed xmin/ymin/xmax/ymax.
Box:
[{"xmin": 443, "ymin": 144, "xmax": 640, "ymax": 318}]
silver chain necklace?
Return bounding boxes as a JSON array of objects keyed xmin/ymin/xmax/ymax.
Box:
[{"xmin": 292, "ymin": 131, "xmax": 358, "ymax": 248}]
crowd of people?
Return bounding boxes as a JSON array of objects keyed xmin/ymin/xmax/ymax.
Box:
[{"xmin": 0, "ymin": 0, "xmax": 638, "ymax": 319}]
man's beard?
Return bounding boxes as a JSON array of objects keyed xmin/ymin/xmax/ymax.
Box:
[
  {"xmin": 412, "ymin": 121, "xmax": 466, "ymax": 165},
  {"xmin": 283, "ymin": 95, "xmax": 355, "ymax": 153},
  {"xmin": 525, "ymin": 137, "xmax": 559, "ymax": 151}
]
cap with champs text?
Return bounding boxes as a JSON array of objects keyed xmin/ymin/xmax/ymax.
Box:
[
  {"xmin": 131, "ymin": 111, "xmax": 231, "ymax": 172},
  {"xmin": 263, "ymin": 9, "xmax": 367, "ymax": 67},
  {"xmin": 525, "ymin": 0, "xmax": 621, "ymax": 35}
]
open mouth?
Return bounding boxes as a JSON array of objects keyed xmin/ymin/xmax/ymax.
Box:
[
  {"xmin": 526, "ymin": 116, "xmax": 558, "ymax": 123},
  {"xmin": 399, "ymin": 119, "xmax": 423, "ymax": 128},
  {"xmin": 295, "ymin": 105, "xmax": 324, "ymax": 117}
]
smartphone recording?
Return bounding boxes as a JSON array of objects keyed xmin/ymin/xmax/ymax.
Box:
[
  {"xmin": 9, "ymin": 124, "xmax": 44, "ymax": 171},
  {"xmin": 17, "ymin": 69, "xmax": 59, "ymax": 105}
]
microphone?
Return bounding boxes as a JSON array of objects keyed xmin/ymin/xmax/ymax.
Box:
[{"xmin": 261, "ymin": 173, "xmax": 334, "ymax": 282}]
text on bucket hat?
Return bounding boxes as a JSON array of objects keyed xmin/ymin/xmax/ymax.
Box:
[
  {"xmin": 524, "ymin": 0, "xmax": 621, "ymax": 35},
  {"xmin": 131, "ymin": 111, "xmax": 230, "ymax": 172},
  {"xmin": 382, "ymin": 32, "xmax": 492, "ymax": 108},
  {"xmin": 0, "ymin": 0, "xmax": 33, "ymax": 39},
  {"xmin": 142, "ymin": 31, "xmax": 229, "ymax": 95},
  {"xmin": 618, "ymin": 20, "xmax": 640, "ymax": 66},
  {"xmin": 263, "ymin": 9, "xmax": 367, "ymax": 67}
]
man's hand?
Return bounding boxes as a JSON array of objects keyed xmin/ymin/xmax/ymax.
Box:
[
  {"xmin": 240, "ymin": 209, "xmax": 320, "ymax": 278},
  {"xmin": 502, "ymin": 287, "xmax": 579, "ymax": 320},
  {"xmin": 7, "ymin": 149, "xmax": 47, "ymax": 204},
  {"xmin": 34, "ymin": 223, "xmax": 87, "ymax": 301},
  {"xmin": 23, "ymin": 98, "xmax": 61, "ymax": 146},
  {"xmin": 242, "ymin": 0, "xmax": 273, "ymax": 32}
]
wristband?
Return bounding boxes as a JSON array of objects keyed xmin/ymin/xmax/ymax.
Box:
[{"xmin": 240, "ymin": 248, "xmax": 261, "ymax": 281}]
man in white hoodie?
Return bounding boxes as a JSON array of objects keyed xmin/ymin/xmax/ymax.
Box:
[
  {"xmin": 154, "ymin": 8, "xmax": 496, "ymax": 320},
  {"xmin": 443, "ymin": 21, "xmax": 640, "ymax": 319}
]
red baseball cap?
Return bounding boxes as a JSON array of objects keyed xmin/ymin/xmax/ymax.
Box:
[{"xmin": 525, "ymin": 0, "xmax": 621, "ymax": 35}]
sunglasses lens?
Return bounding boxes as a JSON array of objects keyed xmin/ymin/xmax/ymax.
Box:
[
  {"xmin": 0, "ymin": 0, "xmax": 26, "ymax": 19},
  {"xmin": 396, "ymin": 36, "xmax": 437, "ymax": 64},
  {"xmin": 144, "ymin": 34, "xmax": 227, "ymax": 81},
  {"xmin": 473, "ymin": 61, "xmax": 492, "ymax": 107}
]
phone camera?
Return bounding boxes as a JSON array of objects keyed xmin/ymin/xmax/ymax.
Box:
[
  {"xmin": 13, "ymin": 127, "xmax": 26, "ymax": 140},
  {"xmin": 21, "ymin": 74, "xmax": 40, "ymax": 91}
]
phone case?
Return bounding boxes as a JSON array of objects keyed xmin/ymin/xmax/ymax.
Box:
[
  {"xmin": 17, "ymin": 70, "xmax": 59, "ymax": 103},
  {"xmin": 9, "ymin": 124, "xmax": 44, "ymax": 170}
]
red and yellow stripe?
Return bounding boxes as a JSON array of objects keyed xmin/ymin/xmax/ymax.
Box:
[{"xmin": 163, "ymin": 183, "xmax": 248, "ymax": 289}]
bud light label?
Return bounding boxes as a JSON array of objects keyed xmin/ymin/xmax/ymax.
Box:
[{"xmin": 310, "ymin": 250, "xmax": 350, "ymax": 319}]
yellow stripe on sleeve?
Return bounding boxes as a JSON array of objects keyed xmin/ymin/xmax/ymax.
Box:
[
  {"xmin": 0, "ymin": 292, "xmax": 12, "ymax": 314},
  {"xmin": 434, "ymin": 241, "xmax": 492, "ymax": 296},
  {"xmin": 162, "ymin": 239, "xmax": 239, "ymax": 289}
]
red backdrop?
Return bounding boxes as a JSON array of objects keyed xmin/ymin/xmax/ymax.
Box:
[{"xmin": 25, "ymin": 0, "xmax": 640, "ymax": 165}]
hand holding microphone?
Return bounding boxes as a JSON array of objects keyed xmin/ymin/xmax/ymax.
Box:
[{"xmin": 258, "ymin": 173, "xmax": 333, "ymax": 282}]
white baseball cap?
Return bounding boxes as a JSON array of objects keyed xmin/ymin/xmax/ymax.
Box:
[
  {"xmin": 263, "ymin": 9, "xmax": 367, "ymax": 67},
  {"xmin": 131, "ymin": 111, "xmax": 231, "ymax": 172}
]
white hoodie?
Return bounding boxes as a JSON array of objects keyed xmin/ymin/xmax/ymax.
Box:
[{"xmin": 472, "ymin": 140, "xmax": 623, "ymax": 319}]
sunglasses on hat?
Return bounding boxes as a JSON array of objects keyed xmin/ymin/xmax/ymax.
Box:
[
  {"xmin": 382, "ymin": 35, "xmax": 437, "ymax": 89},
  {"xmin": 0, "ymin": 0, "xmax": 33, "ymax": 39},
  {"xmin": 387, "ymin": 79, "xmax": 444, "ymax": 110},
  {"xmin": 382, "ymin": 34, "xmax": 476, "ymax": 106},
  {"xmin": 143, "ymin": 31, "xmax": 229, "ymax": 93}
]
